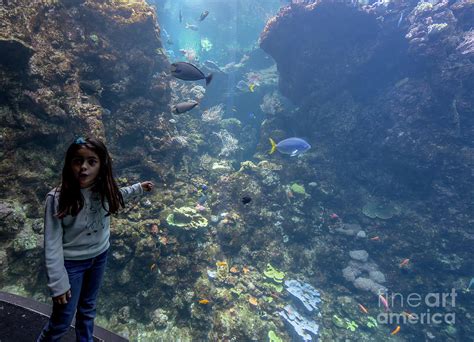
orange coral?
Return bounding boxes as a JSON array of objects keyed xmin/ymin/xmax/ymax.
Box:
[{"xmin": 248, "ymin": 296, "xmax": 258, "ymax": 306}]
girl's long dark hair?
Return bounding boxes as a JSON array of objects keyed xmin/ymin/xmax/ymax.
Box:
[{"xmin": 57, "ymin": 137, "xmax": 124, "ymax": 218}]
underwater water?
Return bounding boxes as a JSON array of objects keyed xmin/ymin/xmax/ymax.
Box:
[{"xmin": 0, "ymin": 0, "xmax": 473, "ymax": 341}]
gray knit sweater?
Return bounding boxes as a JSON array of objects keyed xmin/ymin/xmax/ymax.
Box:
[{"xmin": 44, "ymin": 183, "xmax": 143, "ymax": 297}]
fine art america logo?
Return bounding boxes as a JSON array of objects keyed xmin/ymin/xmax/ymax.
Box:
[{"xmin": 377, "ymin": 289, "xmax": 457, "ymax": 325}]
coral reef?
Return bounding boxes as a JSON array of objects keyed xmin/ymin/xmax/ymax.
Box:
[
  {"xmin": 212, "ymin": 129, "xmax": 240, "ymax": 157},
  {"xmin": 2, "ymin": 0, "xmax": 474, "ymax": 341},
  {"xmin": 166, "ymin": 207, "xmax": 208, "ymax": 230},
  {"xmin": 278, "ymin": 305, "xmax": 319, "ymax": 342},
  {"xmin": 285, "ymin": 279, "xmax": 321, "ymax": 313},
  {"xmin": 342, "ymin": 258, "xmax": 387, "ymax": 295},
  {"xmin": 202, "ymin": 104, "xmax": 224, "ymax": 123},
  {"xmin": 361, "ymin": 199, "xmax": 399, "ymax": 219}
]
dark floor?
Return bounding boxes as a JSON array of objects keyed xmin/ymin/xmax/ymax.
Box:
[{"xmin": 0, "ymin": 291, "xmax": 127, "ymax": 342}]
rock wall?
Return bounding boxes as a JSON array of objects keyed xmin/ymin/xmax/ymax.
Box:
[
  {"xmin": 260, "ymin": 0, "xmax": 473, "ymax": 217},
  {"xmin": 0, "ymin": 0, "xmax": 176, "ymax": 295},
  {"xmin": 0, "ymin": 0, "xmax": 173, "ymax": 209}
]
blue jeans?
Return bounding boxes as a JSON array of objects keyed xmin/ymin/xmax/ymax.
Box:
[{"xmin": 38, "ymin": 249, "xmax": 108, "ymax": 342}]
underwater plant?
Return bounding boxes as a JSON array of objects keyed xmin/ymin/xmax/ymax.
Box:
[
  {"xmin": 290, "ymin": 183, "xmax": 306, "ymax": 195},
  {"xmin": 268, "ymin": 330, "xmax": 283, "ymax": 342},
  {"xmin": 366, "ymin": 316, "xmax": 378, "ymax": 328},
  {"xmin": 332, "ymin": 315, "xmax": 345, "ymax": 328},
  {"xmin": 345, "ymin": 319, "xmax": 359, "ymax": 332},
  {"xmin": 263, "ymin": 264, "xmax": 285, "ymax": 283},
  {"xmin": 264, "ymin": 282, "xmax": 284, "ymax": 293}
]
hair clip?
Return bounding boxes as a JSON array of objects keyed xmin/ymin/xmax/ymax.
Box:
[{"xmin": 74, "ymin": 137, "xmax": 86, "ymax": 144}]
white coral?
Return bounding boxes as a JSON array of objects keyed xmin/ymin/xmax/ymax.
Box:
[
  {"xmin": 202, "ymin": 104, "xmax": 224, "ymax": 122},
  {"xmin": 213, "ymin": 129, "xmax": 239, "ymax": 157}
]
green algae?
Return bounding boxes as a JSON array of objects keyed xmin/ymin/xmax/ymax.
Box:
[
  {"xmin": 366, "ymin": 316, "xmax": 378, "ymax": 328},
  {"xmin": 268, "ymin": 330, "xmax": 283, "ymax": 342},
  {"xmin": 290, "ymin": 183, "xmax": 306, "ymax": 195},
  {"xmin": 263, "ymin": 264, "xmax": 285, "ymax": 283},
  {"xmin": 263, "ymin": 282, "xmax": 284, "ymax": 293}
]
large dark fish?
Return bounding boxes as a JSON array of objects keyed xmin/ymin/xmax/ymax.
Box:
[
  {"xmin": 199, "ymin": 10, "xmax": 209, "ymax": 21},
  {"xmin": 172, "ymin": 100, "xmax": 199, "ymax": 114},
  {"xmin": 171, "ymin": 62, "xmax": 213, "ymax": 86}
]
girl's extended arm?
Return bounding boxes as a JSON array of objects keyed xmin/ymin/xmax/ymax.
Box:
[
  {"xmin": 44, "ymin": 193, "xmax": 70, "ymax": 298},
  {"xmin": 119, "ymin": 181, "xmax": 154, "ymax": 202}
]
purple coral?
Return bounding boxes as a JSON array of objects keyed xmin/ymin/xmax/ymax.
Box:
[{"xmin": 279, "ymin": 305, "xmax": 319, "ymax": 342}]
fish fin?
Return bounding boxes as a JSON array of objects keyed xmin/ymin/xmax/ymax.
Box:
[
  {"xmin": 269, "ymin": 138, "xmax": 277, "ymax": 154},
  {"xmin": 290, "ymin": 150, "xmax": 299, "ymax": 157},
  {"xmin": 205, "ymin": 73, "xmax": 213, "ymax": 86}
]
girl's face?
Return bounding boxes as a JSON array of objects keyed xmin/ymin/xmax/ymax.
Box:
[{"xmin": 71, "ymin": 147, "xmax": 101, "ymax": 188}]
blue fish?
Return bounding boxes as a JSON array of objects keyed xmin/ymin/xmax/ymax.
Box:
[
  {"xmin": 197, "ymin": 194, "xmax": 208, "ymax": 205},
  {"xmin": 269, "ymin": 137, "xmax": 311, "ymax": 157}
]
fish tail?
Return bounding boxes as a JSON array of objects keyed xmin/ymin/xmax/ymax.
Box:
[
  {"xmin": 269, "ymin": 138, "xmax": 277, "ymax": 154},
  {"xmin": 205, "ymin": 73, "xmax": 213, "ymax": 86}
]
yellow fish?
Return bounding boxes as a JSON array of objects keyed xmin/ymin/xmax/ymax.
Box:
[
  {"xmin": 198, "ymin": 299, "xmax": 210, "ymax": 305},
  {"xmin": 249, "ymin": 83, "xmax": 255, "ymax": 92}
]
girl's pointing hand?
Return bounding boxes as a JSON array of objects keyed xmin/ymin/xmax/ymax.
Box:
[{"xmin": 141, "ymin": 181, "xmax": 154, "ymax": 192}]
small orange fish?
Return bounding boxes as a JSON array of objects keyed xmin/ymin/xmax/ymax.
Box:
[
  {"xmin": 150, "ymin": 263, "xmax": 157, "ymax": 271},
  {"xmin": 216, "ymin": 261, "xmax": 227, "ymax": 267},
  {"xmin": 198, "ymin": 299, "xmax": 210, "ymax": 305},
  {"xmin": 242, "ymin": 266, "xmax": 250, "ymax": 274},
  {"xmin": 370, "ymin": 236, "xmax": 380, "ymax": 241},
  {"xmin": 391, "ymin": 325, "xmax": 400, "ymax": 335},
  {"xmin": 229, "ymin": 266, "xmax": 239, "ymax": 273},
  {"xmin": 399, "ymin": 258, "xmax": 410, "ymax": 267},
  {"xmin": 358, "ymin": 303, "xmax": 369, "ymax": 314}
]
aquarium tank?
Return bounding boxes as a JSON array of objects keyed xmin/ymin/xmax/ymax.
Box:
[{"xmin": 0, "ymin": 0, "xmax": 472, "ymax": 341}]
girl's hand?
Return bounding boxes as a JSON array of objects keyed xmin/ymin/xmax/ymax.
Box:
[
  {"xmin": 53, "ymin": 289, "xmax": 71, "ymax": 305},
  {"xmin": 141, "ymin": 181, "xmax": 154, "ymax": 192}
]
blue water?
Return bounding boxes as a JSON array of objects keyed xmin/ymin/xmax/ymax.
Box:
[{"xmin": 151, "ymin": 0, "xmax": 282, "ymax": 65}]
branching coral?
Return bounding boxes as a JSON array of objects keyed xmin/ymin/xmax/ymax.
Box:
[
  {"xmin": 213, "ymin": 129, "xmax": 239, "ymax": 157},
  {"xmin": 202, "ymin": 104, "xmax": 224, "ymax": 123}
]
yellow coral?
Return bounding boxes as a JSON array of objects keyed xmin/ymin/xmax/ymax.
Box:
[{"xmin": 216, "ymin": 261, "xmax": 229, "ymax": 281}]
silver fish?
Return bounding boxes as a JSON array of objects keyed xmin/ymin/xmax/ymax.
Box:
[{"xmin": 185, "ymin": 23, "xmax": 198, "ymax": 31}]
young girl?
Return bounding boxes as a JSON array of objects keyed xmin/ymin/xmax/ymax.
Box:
[{"xmin": 38, "ymin": 137, "xmax": 154, "ymax": 341}]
